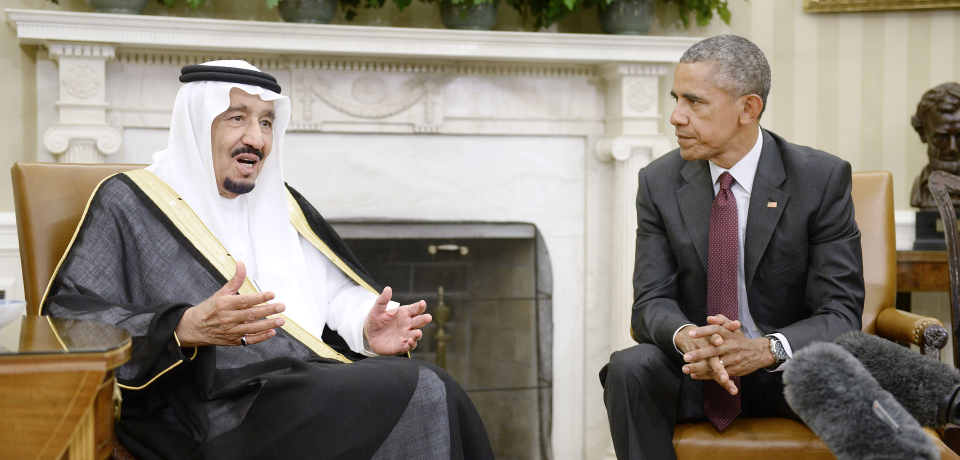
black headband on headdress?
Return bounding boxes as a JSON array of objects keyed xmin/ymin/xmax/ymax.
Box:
[{"xmin": 179, "ymin": 65, "xmax": 282, "ymax": 94}]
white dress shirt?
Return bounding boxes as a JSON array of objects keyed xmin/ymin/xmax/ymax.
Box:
[{"xmin": 672, "ymin": 128, "xmax": 793, "ymax": 371}]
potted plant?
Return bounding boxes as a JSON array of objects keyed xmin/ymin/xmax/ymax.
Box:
[
  {"xmin": 597, "ymin": 0, "xmax": 656, "ymax": 34},
  {"xmin": 507, "ymin": 0, "xmax": 731, "ymax": 32},
  {"xmin": 48, "ymin": 0, "xmax": 150, "ymax": 14},
  {"xmin": 371, "ymin": 0, "xmax": 498, "ymax": 30},
  {"xmin": 154, "ymin": 0, "xmax": 375, "ymax": 22},
  {"xmin": 269, "ymin": 0, "xmax": 337, "ymax": 23},
  {"xmin": 436, "ymin": 0, "xmax": 499, "ymax": 30},
  {"xmin": 658, "ymin": 0, "xmax": 731, "ymax": 28}
]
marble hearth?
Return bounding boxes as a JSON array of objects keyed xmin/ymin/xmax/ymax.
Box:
[{"xmin": 6, "ymin": 9, "xmax": 697, "ymax": 458}]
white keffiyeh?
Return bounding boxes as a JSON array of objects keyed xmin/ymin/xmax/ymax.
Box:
[{"xmin": 147, "ymin": 60, "xmax": 378, "ymax": 354}]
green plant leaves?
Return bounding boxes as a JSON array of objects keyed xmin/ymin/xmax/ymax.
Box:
[
  {"xmin": 663, "ymin": 0, "xmax": 732, "ymax": 28},
  {"xmin": 79, "ymin": 0, "xmax": 732, "ymax": 30}
]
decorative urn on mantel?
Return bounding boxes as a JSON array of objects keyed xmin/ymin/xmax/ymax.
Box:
[
  {"xmin": 86, "ymin": 0, "xmax": 149, "ymax": 14},
  {"xmin": 598, "ymin": 0, "xmax": 654, "ymax": 35},
  {"xmin": 277, "ymin": 0, "xmax": 338, "ymax": 23},
  {"xmin": 439, "ymin": 0, "xmax": 498, "ymax": 30}
]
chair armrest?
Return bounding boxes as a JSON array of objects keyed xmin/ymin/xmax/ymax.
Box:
[{"xmin": 875, "ymin": 308, "xmax": 949, "ymax": 359}]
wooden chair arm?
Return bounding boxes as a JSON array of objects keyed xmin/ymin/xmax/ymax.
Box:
[{"xmin": 875, "ymin": 308, "xmax": 948, "ymax": 359}]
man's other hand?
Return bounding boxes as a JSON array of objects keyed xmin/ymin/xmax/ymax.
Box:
[
  {"xmin": 675, "ymin": 319, "xmax": 739, "ymax": 396},
  {"xmin": 175, "ymin": 261, "xmax": 286, "ymax": 348},
  {"xmin": 364, "ymin": 286, "xmax": 432, "ymax": 356}
]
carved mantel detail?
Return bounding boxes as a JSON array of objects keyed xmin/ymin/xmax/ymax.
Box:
[
  {"xmin": 595, "ymin": 62, "xmax": 675, "ymax": 351},
  {"xmin": 43, "ymin": 42, "xmax": 121, "ymax": 163},
  {"xmin": 294, "ymin": 72, "xmax": 446, "ymax": 133}
]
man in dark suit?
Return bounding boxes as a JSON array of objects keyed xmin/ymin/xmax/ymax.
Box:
[{"xmin": 599, "ymin": 34, "xmax": 865, "ymax": 459}]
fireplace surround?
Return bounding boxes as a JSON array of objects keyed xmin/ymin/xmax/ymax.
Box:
[{"xmin": 6, "ymin": 9, "xmax": 697, "ymax": 457}]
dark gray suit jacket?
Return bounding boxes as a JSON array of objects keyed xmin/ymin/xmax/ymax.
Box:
[{"xmin": 631, "ymin": 129, "xmax": 865, "ymax": 366}]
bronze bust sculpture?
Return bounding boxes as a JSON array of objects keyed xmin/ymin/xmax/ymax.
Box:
[{"xmin": 911, "ymin": 82, "xmax": 960, "ymax": 209}]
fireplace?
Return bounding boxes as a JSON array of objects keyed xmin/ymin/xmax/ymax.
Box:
[{"xmin": 333, "ymin": 220, "xmax": 552, "ymax": 459}]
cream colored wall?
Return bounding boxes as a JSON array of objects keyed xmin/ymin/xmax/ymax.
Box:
[{"xmin": 0, "ymin": 0, "xmax": 44, "ymax": 213}]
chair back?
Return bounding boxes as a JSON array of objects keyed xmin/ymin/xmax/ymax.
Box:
[
  {"xmin": 12, "ymin": 162, "xmax": 144, "ymax": 315},
  {"xmin": 927, "ymin": 170, "xmax": 960, "ymax": 365},
  {"xmin": 850, "ymin": 171, "xmax": 897, "ymax": 335}
]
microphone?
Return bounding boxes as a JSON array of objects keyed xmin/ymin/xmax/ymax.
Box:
[
  {"xmin": 783, "ymin": 342, "xmax": 938, "ymax": 460},
  {"xmin": 835, "ymin": 331, "xmax": 960, "ymax": 427}
]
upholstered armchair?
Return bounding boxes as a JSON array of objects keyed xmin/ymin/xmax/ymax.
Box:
[
  {"xmin": 670, "ymin": 171, "xmax": 956, "ymax": 458},
  {"xmin": 13, "ymin": 162, "xmax": 145, "ymax": 460},
  {"xmin": 13, "ymin": 162, "xmax": 144, "ymax": 316}
]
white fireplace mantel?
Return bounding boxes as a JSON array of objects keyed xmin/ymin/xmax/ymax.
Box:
[
  {"xmin": 7, "ymin": 9, "xmax": 695, "ymax": 64},
  {"xmin": 7, "ymin": 9, "xmax": 698, "ymax": 459}
]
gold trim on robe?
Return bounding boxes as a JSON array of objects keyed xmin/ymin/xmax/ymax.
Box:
[
  {"xmin": 124, "ymin": 169, "xmax": 353, "ymax": 364},
  {"xmin": 286, "ymin": 192, "xmax": 412, "ymax": 360},
  {"xmin": 285, "ymin": 191, "xmax": 378, "ymax": 295},
  {"xmin": 38, "ymin": 170, "xmax": 203, "ymax": 390},
  {"xmin": 39, "ymin": 173, "xmax": 118, "ymax": 313},
  {"xmin": 42, "ymin": 169, "xmax": 368, "ymax": 391}
]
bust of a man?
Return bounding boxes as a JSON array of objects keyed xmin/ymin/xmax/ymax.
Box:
[{"xmin": 911, "ymin": 82, "xmax": 960, "ymax": 209}]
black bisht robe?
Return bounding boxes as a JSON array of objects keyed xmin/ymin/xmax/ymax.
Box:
[{"xmin": 44, "ymin": 173, "xmax": 492, "ymax": 460}]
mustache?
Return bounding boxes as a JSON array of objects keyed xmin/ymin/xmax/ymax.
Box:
[{"xmin": 230, "ymin": 145, "xmax": 263, "ymax": 160}]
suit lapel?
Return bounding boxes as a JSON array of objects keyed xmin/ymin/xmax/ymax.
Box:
[
  {"xmin": 677, "ymin": 160, "xmax": 714, "ymax": 273},
  {"xmin": 744, "ymin": 131, "xmax": 789, "ymax": 285}
]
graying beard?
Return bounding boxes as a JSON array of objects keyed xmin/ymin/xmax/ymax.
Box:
[{"xmin": 223, "ymin": 177, "xmax": 255, "ymax": 195}]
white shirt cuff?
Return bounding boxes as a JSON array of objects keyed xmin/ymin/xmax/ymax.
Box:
[{"xmin": 673, "ymin": 323, "xmax": 696, "ymax": 356}]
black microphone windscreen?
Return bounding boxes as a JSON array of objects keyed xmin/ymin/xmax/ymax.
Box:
[
  {"xmin": 784, "ymin": 342, "xmax": 938, "ymax": 460},
  {"xmin": 836, "ymin": 331, "xmax": 960, "ymax": 427}
]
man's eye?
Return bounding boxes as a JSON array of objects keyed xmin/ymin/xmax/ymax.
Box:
[
  {"xmin": 231, "ymin": 115, "xmax": 243, "ymax": 122},
  {"xmin": 261, "ymin": 120, "xmax": 272, "ymax": 128}
]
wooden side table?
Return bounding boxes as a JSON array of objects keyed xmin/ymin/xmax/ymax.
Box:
[
  {"xmin": 0, "ymin": 316, "xmax": 131, "ymax": 460},
  {"xmin": 898, "ymin": 250, "xmax": 950, "ymax": 292},
  {"xmin": 897, "ymin": 250, "xmax": 950, "ymax": 312}
]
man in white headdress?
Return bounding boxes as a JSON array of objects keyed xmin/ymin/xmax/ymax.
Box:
[{"xmin": 43, "ymin": 61, "xmax": 493, "ymax": 460}]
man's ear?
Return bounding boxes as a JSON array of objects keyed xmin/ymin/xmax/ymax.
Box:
[{"xmin": 740, "ymin": 94, "xmax": 763, "ymax": 124}]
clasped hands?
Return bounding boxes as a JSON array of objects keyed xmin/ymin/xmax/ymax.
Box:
[
  {"xmin": 176, "ymin": 261, "xmax": 432, "ymax": 355},
  {"xmin": 675, "ymin": 315, "xmax": 776, "ymax": 396}
]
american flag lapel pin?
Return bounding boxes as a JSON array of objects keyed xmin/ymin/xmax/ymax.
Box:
[{"xmin": 767, "ymin": 201, "xmax": 778, "ymax": 208}]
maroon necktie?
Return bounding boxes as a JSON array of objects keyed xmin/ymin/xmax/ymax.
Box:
[{"xmin": 703, "ymin": 171, "xmax": 741, "ymax": 432}]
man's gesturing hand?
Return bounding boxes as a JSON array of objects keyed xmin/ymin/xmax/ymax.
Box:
[
  {"xmin": 364, "ymin": 286, "xmax": 432, "ymax": 356},
  {"xmin": 175, "ymin": 261, "xmax": 286, "ymax": 348}
]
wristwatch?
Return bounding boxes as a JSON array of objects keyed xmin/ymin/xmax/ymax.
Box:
[{"xmin": 765, "ymin": 335, "xmax": 789, "ymax": 371}]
